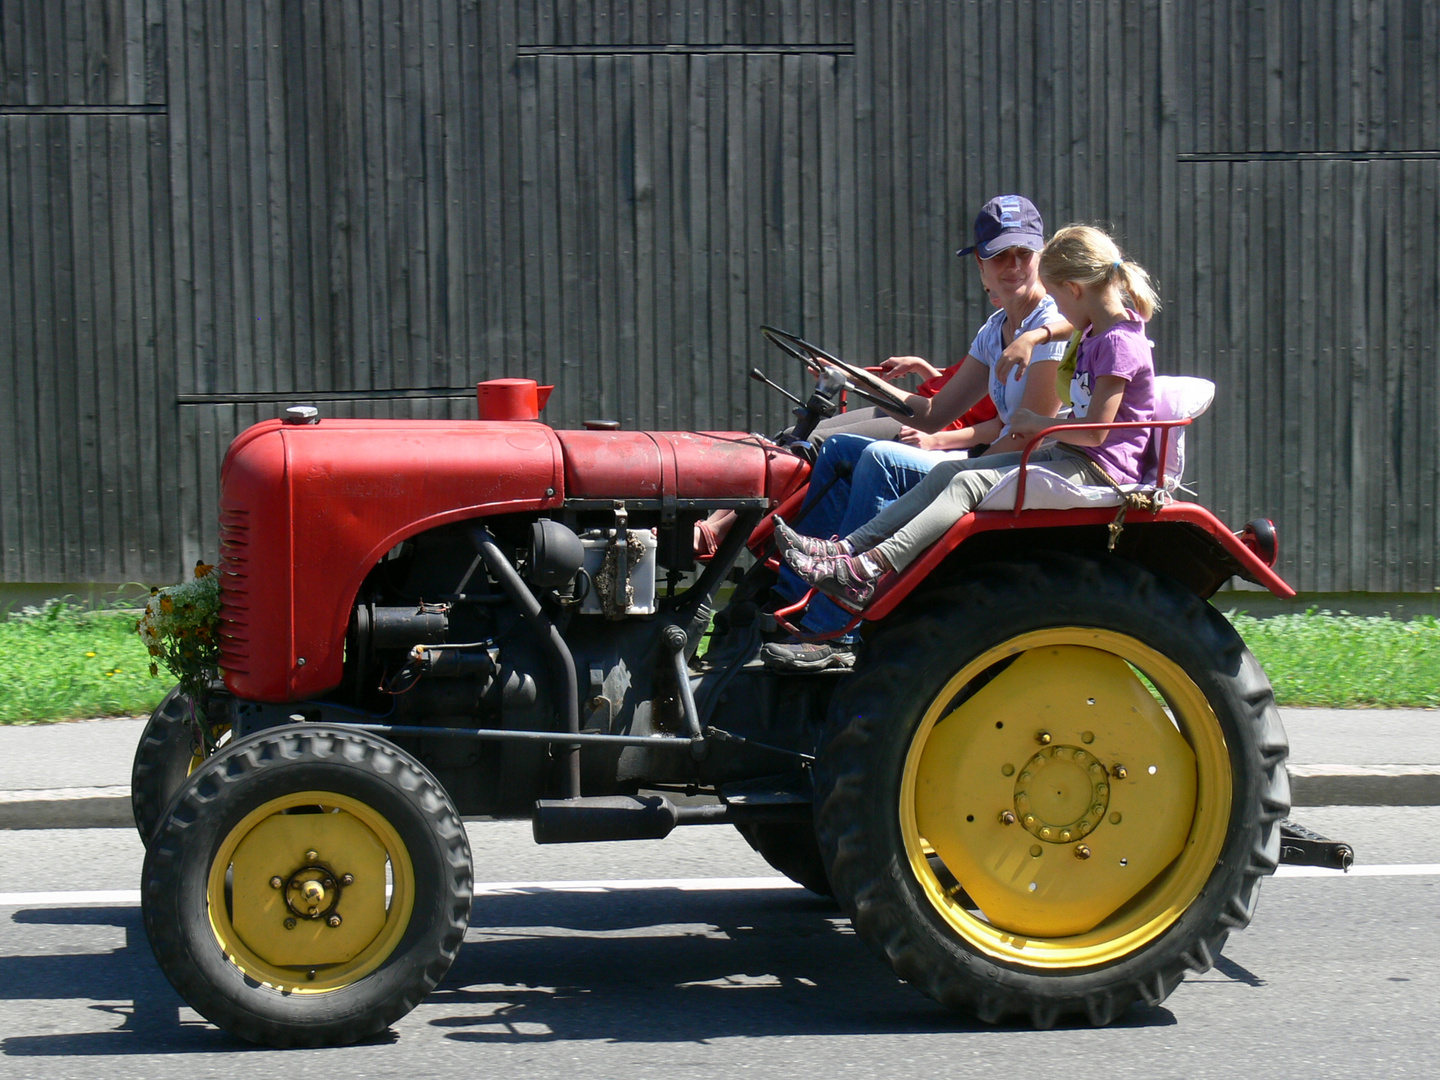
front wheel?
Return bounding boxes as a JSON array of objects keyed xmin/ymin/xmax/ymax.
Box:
[
  {"xmin": 815, "ymin": 553, "xmax": 1289, "ymax": 1026},
  {"xmin": 130, "ymin": 685, "xmax": 230, "ymax": 845},
  {"xmin": 142, "ymin": 726, "xmax": 473, "ymax": 1047}
]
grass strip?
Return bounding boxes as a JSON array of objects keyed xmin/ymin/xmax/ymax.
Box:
[
  {"xmin": 1, "ymin": 601, "xmax": 1437, "ymax": 723},
  {"xmin": 1227, "ymin": 610, "xmax": 1440, "ymax": 710},
  {"xmin": 0, "ymin": 602, "xmax": 165, "ymax": 724}
]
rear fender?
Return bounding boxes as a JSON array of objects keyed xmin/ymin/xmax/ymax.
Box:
[{"xmin": 862, "ymin": 503, "xmax": 1295, "ymax": 622}]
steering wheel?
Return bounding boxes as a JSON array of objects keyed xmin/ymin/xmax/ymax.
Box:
[{"xmin": 759, "ymin": 326, "xmax": 915, "ymax": 417}]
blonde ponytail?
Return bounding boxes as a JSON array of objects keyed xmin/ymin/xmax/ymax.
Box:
[{"xmin": 1113, "ymin": 259, "xmax": 1160, "ymax": 321}]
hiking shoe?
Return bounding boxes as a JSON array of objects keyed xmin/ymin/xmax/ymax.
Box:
[
  {"xmin": 784, "ymin": 548, "xmax": 878, "ymax": 608},
  {"xmin": 760, "ymin": 639, "xmax": 856, "ymax": 671},
  {"xmin": 772, "ymin": 515, "xmax": 848, "ymax": 558}
]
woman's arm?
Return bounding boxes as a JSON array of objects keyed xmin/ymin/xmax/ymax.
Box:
[
  {"xmin": 885, "ymin": 354, "xmax": 988, "ymax": 431},
  {"xmin": 895, "ymin": 416, "xmax": 1004, "ymax": 452},
  {"xmin": 979, "ymin": 358, "xmax": 1064, "ymax": 456},
  {"xmin": 1009, "ymin": 373, "xmax": 1127, "ymax": 446},
  {"xmin": 994, "ymin": 321, "xmax": 1074, "ymax": 383}
]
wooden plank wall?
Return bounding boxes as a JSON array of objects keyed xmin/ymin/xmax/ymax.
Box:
[
  {"xmin": 1, "ymin": 0, "xmax": 1436, "ymax": 594},
  {"xmin": 0, "ymin": 0, "xmax": 174, "ymax": 583}
]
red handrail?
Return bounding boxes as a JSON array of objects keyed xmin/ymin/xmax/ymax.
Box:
[{"xmin": 1008, "ymin": 416, "xmax": 1192, "ymax": 515}]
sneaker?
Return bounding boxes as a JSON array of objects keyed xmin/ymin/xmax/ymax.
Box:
[
  {"xmin": 784, "ymin": 548, "xmax": 878, "ymax": 608},
  {"xmin": 760, "ymin": 639, "xmax": 856, "ymax": 671},
  {"xmin": 772, "ymin": 515, "xmax": 848, "ymax": 558}
]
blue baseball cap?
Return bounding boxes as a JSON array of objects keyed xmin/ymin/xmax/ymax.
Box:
[{"xmin": 957, "ymin": 195, "xmax": 1046, "ymax": 259}]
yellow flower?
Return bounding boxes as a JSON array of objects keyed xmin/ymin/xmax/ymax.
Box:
[
  {"xmin": 160, "ymin": 596, "xmax": 174, "ymax": 615},
  {"xmin": 85, "ymin": 651, "xmax": 96, "ymax": 658}
]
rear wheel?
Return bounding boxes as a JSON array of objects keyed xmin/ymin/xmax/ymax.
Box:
[
  {"xmin": 142, "ymin": 726, "xmax": 472, "ymax": 1047},
  {"xmin": 815, "ymin": 553, "xmax": 1289, "ymax": 1026}
]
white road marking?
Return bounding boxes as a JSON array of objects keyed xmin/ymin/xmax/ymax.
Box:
[
  {"xmin": 2, "ymin": 866, "xmax": 1437, "ymax": 907},
  {"xmin": 1273, "ymin": 863, "xmax": 1440, "ymax": 878}
]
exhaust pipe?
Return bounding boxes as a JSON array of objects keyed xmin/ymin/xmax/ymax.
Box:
[{"xmin": 532, "ymin": 794, "xmax": 811, "ymax": 844}]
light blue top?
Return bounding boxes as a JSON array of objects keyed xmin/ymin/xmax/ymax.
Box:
[{"xmin": 967, "ymin": 295, "xmax": 1067, "ymax": 422}]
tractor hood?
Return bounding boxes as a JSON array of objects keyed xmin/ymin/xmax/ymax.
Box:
[{"xmin": 217, "ymin": 418, "xmax": 805, "ymax": 701}]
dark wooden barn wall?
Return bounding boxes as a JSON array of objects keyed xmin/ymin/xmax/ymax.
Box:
[{"xmin": 1, "ymin": 1, "xmax": 1436, "ymax": 593}]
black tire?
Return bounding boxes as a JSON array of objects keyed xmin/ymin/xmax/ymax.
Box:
[
  {"xmin": 142, "ymin": 725, "xmax": 473, "ymax": 1048},
  {"xmin": 735, "ymin": 819, "xmax": 833, "ymax": 897},
  {"xmin": 131, "ymin": 685, "xmax": 208, "ymax": 846},
  {"xmin": 814, "ymin": 552, "xmax": 1289, "ymax": 1027}
]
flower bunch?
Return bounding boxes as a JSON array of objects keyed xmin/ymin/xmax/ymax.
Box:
[{"xmin": 136, "ymin": 561, "xmax": 221, "ymax": 698}]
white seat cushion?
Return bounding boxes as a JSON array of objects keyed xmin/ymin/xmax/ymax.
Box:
[{"xmin": 975, "ymin": 467, "xmax": 1126, "ymax": 512}]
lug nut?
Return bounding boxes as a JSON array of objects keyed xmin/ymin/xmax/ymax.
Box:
[
  {"xmin": 341, "ymin": 873, "xmax": 354, "ymax": 886},
  {"xmin": 998, "ymin": 810, "xmax": 1017, "ymax": 826},
  {"xmin": 305, "ymin": 850, "xmax": 319, "ymax": 862},
  {"xmin": 1112, "ymin": 764, "xmax": 1128, "ymax": 780},
  {"xmin": 270, "ymin": 876, "xmax": 283, "ymax": 889},
  {"xmin": 284, "ymin": 917, "xmax": 297, "ymax": 930},
  {"xmin": 1075, "ymin": 844, "xmax": 1092, "ymax": 860},
  {"xmin": 1036, "ymin": 731, "xmax": 1052, "ymax": 745},
  {"xmin": 327, "ymin": 914, "xmax": 342, "ymax": 928}
]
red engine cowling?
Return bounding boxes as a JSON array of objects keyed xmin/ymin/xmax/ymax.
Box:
[{"xmin": 218, "ymin": 418, "xmax": 808, "ymax": 702}]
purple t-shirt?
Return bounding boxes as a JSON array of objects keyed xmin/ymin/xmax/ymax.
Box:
[{"xmin": 1069, "ymin": 315, "xmax": 1155, "ymax": 484}]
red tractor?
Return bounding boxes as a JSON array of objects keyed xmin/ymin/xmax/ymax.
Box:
[{"xmin": 133, "ymin": 329, "xmax": 1335, "ymax": 1047}]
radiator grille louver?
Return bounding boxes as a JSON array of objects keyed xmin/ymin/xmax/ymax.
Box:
[{"xmin": 218, "ymin": 509, "xmax": 252, "ymax": 673}]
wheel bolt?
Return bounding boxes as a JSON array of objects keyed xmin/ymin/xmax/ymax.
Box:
[
  {"xmin": 269, "ymin": 876, "xmax": 283, "ymax": 889},
  {"xmin": 284, "ymin": 917, "xmax": 297, "ymax": 930},
  {"xmin": 307, "ymin": 968, "xmax": 317, "ymax": 981},
  {"xmin": 327, "ymin": 914, "xmax": 342, "ymax": 928},
  {"xmin": 1036, "ymin": 731, "xmax": 1052, "ymax": 745},
  {"xmin": 1112, "ymin": 764, "xmax": 1128, "ymax": 779},
  {"xmin": 1075, "ymin": 844, "xmax": 1092, "ymax": 860},
  {"xmin": 998, "ymin": 810, "xmax": 1017, "ymax": 826},
  {"xmin": 305, "ymin": 850, "xmax": 319, "ymax": 862},
  {"xmin": 341, "ymin": 873, "xmax": 354, "ymax": 886}
]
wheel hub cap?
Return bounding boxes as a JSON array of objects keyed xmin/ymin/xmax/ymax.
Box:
[
  {"xmin": 1014, "ymin": 745, "xmax": 1110, "ymax": 843},
  {"xmin": 286, "ymin": 866, "xmax": 340, "ymax": 919}
]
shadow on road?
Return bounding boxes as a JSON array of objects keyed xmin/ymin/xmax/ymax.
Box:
[{"xmin": 0, "ymin": 886, "xmax": 1181, "ymax": 1056}]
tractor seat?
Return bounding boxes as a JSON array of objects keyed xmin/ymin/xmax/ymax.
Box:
[{"xmin": 975, "ymin": 376, "xmax": 1215, "ymax": 512}]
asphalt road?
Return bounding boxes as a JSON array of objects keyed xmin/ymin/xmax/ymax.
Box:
[{"xmin": 0, "ymin": 809, "xmax": 1436, "ymax": 1080}]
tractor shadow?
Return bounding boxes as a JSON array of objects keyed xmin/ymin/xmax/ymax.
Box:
[
  {"xmin": 432, "ymin": 886, "xmax": 1178, "ymax": 1043},
  {"xmin": 0, "ymin": 888, "xmax": 1186, "ymax": 1056}
]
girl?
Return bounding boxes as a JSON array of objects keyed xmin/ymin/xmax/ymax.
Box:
[{"xmin": 778, "ymin": 224, "xmax": 1158, "ymax": 608}]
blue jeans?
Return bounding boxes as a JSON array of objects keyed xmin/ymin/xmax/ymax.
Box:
[{"xmin": 774, "ymin": 433, "xmax": 957, "ymax": 635}]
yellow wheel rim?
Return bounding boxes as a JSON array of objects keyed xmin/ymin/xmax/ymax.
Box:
[
  {"xmin": 899, "ymin": 628, "xmax": 1231, "ymax": 969},
  {"xmin": 206, "ymin": 790, "xmax": 416, "ymax": 993},
  {"xmin": 188, "ymin": 724, "xmax": 230, "ymax": 774}
]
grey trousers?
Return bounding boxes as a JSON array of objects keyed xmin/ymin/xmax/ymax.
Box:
[
  {"xmin": 806, "ymin": 406, "xmax": 905, "ymax": 445},
  {"xmin": 845, "ymin": 444, "xmax": 1110, "ymax": 571}
]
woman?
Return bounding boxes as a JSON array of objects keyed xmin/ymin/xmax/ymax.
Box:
[
  {"xmin": 780, "ymin": 224, "xmax": 1160, "ymax": 608},
  {"xmin": 763, "ymin": 195, "xmax": 1071, "ymax": 668}
]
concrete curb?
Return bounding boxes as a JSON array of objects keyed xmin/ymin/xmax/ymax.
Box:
[
  {"xmin": 1288, "ymin": 766, "xmax": 1440, "ymax": 808},
  {"xmin": 2, "ymin": 768, "xmax": 1439, "ymax": 829},
  {"xmin": 0, "ymin": 786, "xmax": 134, "ymax": 830}
]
